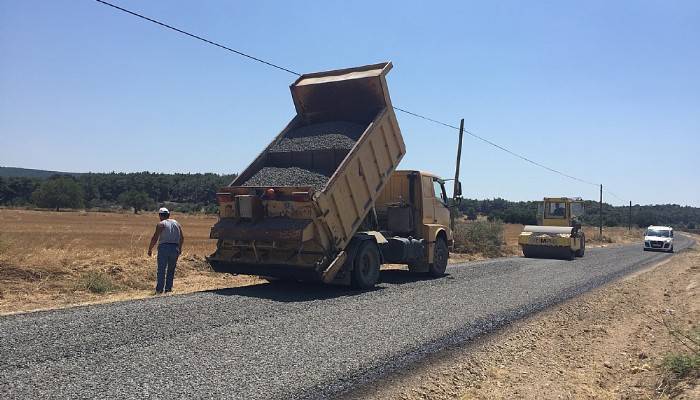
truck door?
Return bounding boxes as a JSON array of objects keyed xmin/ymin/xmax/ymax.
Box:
[
  {"xmin": 432, "ymin": 179, "xmax": 451, "ymax": 228},
  {"xmin": 421, "ymin": 175, "xmax": 435, "ymax": 225}
]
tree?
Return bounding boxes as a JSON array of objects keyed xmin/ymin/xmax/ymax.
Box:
[
  {"xmin": 31, "ymin": 177, "xmax": 84, "ymax": 211},
  {"xmin": 118, "ymin": 190, "xmax": 154, "ymax": 214},
  {"xmin": 634, "ymin": 210, "xmax": 656, "ymax": 228}
]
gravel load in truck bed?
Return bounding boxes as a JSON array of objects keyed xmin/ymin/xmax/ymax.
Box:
[
  {"xmin": 269, "ymin": 121, "xmax": 366, "ymax": 152},
  {"xmin": 241, "ymin": 167, "xmax": 329, "ymax": 190}
]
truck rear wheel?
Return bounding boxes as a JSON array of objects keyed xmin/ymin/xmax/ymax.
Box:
[
  {"xmin": 428, "ymin": 238, "xmax": 448, "ymax": 277},
  {"xmin": 351, "ymin": 242, "xmax": 380, "ymax": 289}
]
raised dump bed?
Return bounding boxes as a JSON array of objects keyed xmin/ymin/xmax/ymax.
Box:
[{"xmin": 208, "ymin": 62, "xmax": 405, "ymax": 284}]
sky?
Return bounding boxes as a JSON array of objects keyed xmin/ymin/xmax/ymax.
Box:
[{"xmin": 1, "ymin": 0, "xmax": 698, "ymax": 206}]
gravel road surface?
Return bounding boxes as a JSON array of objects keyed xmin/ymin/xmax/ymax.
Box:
[{"xmin": 0, "ymin": 236, "xmax": 693, "ymax": 399}]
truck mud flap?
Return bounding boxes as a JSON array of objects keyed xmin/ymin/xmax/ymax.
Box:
[{"xmin": 207, "ymin": 260, "xmax": 322, "ymax": 281}]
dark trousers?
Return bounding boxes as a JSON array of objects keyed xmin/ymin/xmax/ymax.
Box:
[{"xmin": 156, "ymin": 243, "xmax": 179, "ymax": 292}]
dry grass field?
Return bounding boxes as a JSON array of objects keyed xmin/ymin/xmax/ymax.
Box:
[
  {"xmin": 0, "ymin": 209, "xmax": 646, "ymax": 314},
  {"xmin": 0, "ymin": 209, "xmax": 263, "ymax": 314}
]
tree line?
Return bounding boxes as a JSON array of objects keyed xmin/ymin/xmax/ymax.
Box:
[
  {"xmin": 0, "ymin": 172, "xmax": 236, "ymax": 213},
  {"xmin": 457, "ymin": 198, "xmax": 700, "ymax": 229},
  {"xmin": 1, "ymin": 172, "xmax": 698, "ymax": 227}
]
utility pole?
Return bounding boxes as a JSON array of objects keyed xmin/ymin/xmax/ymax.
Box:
[
  {"xmin": 450, "ymin": 119, "xmax": 465, "ymax": 232},
  {"xmin": 453, "ymin": 118, "xmax": 464, "ymax": 199},
  {"xmin": 629, "ymin": 200, "xmax": 632, "ymax": 231},
  {"xmin": 599, "ymin": 184, "xmax": 603, "ymax": 239}
]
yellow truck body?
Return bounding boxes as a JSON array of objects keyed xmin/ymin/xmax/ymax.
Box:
[{"xmin": 208, "ymin": 62, "xmax": 452, "ymax": 287}]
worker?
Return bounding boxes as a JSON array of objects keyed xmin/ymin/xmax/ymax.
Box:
[
  {"xmin": 552, "ymin": 203, "xmax": 565, "ymax": 216},
  {"xmin": 147, "ymin": 207, "xmax": 184, "ymax": 294}
]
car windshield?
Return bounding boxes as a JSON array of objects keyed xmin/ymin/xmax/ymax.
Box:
[{"xmin": 646, "ymin": 229, "xmax": 670, "ymax": 237}]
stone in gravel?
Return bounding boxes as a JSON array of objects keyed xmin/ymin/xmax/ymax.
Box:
[
  {"xmin": 270, "ymin": 121, "xmax": 365, "ymax": 152},
  {"xmin": 242, "ymin": 166, "xmax": 329, "ymax": 191}
]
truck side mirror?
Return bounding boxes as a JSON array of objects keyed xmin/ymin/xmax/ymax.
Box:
[{"xmin": 453, "ymin": 181, "xmax": 462, "ymax": 198}]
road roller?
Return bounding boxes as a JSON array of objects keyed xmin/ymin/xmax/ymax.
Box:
[{"xmin": 518, "ymin": 197, "xmax": 585, "ymax": 260}]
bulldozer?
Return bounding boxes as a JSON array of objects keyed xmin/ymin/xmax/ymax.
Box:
[{"xmin": 518, "ymin": 197, "xmax": 585, "ymax": 260}]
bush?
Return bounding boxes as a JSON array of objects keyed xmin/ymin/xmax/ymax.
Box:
[
  {"xmin": 78, "ymin": 271, "xmax": 119, "ymax": 294},
  {"xmin": 663, "ymin": 353, "xmax": 700, "ymax": 378},
  {"xmin": 453, "ymin": 220, "xmax": 505, "ymax": 257},
  {"xmin": 204, "ymin": 204, "xmax": 219, "ymax": 215}
]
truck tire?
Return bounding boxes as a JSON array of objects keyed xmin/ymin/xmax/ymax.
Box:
[
  {"xmin": 428, "ymin": 238, "xmax": 449, "ymax": 277},
  {"xmin": 575, "ymin": 234, "xmax": 586, "ymax": 257},
  {"xmin": 351, "ymin": 242, "xmax": 381, "ymax": 289}
]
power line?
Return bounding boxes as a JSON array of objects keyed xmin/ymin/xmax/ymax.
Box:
[
  {"xmin": 604, "ymin": 189, "xmax": 625, "ymax": 202},
  {"xmin": 95, "ymin": 0, "xmax": 301, "ymax": 76},
  {"xmin": 393, "ymin": 107, "xmax": 599, "ymax": 187},
  {"xmin": 94, "ymin": 0, "xmax": 607, "ymax": 192}
]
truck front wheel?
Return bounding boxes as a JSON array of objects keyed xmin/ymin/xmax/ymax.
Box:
[
  {"xmin": 428, "ymin": 238, "xmax": 449, "ymax": 277},
  {"xmin": 351, "ymin": 242, "xmax": 381, "ymax": 289}
]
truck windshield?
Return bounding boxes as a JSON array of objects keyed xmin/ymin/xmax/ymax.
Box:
[{"xmin": 646, "ymin": 229, "xmax": 670, "ymax": 237}]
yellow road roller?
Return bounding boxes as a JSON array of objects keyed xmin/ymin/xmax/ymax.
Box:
[{"xmin": 518, "ymin": 197, "xmax": 585, "ymax": 260}]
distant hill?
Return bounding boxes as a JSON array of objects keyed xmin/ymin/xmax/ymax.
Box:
[{"xmin": 0, "ymin": 167, "xmax": 80, "ymax": 179}]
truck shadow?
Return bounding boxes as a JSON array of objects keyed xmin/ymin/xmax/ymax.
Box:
[
  {"xmin": 379, "ymin": 269, "xmax": 448, "ymax": 285},
  {"xmin": 207, "ymin": 270, "xmax": 447, "ymax": 303},
  {"xmin": 208, "ymin": 281, "xmax": 383, "ymax": 303}
]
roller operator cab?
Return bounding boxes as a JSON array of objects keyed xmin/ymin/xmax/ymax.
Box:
[
  {"xmin": 643, "ymin": 225, "xmax": 674, "ymax": 252},
  {"xmin": 518, "ymin": 197, "xmax": 586, "ymax": 260}
]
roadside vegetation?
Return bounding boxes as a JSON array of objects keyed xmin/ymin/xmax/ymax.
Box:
[
  {"xmin": 656, "ymin": 319, "xmax": 700, "ymax": 395},
  {"xmin": 453, "ymin": 220, "xmax": 507, "ymax": 257}
]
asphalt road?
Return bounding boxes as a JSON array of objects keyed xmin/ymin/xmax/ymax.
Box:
[{"xmin": 0, "ymin": 236, "xmax": 693, "ymax": 399}]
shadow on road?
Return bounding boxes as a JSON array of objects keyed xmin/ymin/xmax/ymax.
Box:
[
  {"xmin": 208, "ymin": 280, "xmax": 383, "ymax": 303},
  {"xmin": 379, "ymin": 269, "xmax": 448, "ymax": 285},
  {"xmin": 206, "ymin": 269, "xmax": 448, "ymax": 302}
]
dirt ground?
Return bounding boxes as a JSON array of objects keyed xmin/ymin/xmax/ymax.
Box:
[
  {"xmin": 0, "ymin": 209, "xmax": 647, "ymax": 314},
  {"xmin": 347, "ymin": 237, "xmax": 699, "ymax": 400}
]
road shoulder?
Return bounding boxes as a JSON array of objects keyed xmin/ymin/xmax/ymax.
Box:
[{"xmin": 344, "ymin": 237, "xmax": 699, "ymax": 400}]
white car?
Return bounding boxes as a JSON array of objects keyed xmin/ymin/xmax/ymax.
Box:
[{"xmin": 643, "ymin": 225, "xmax": 674, "ymax": 252}]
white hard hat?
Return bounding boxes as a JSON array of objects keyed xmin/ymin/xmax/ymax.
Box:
[{"xmin": 158, "ymin": 207, "xmax": 170, "ymax": 214}]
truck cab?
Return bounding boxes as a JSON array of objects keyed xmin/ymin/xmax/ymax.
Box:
[{"xmin": 373, "ymin": 170, "xmax": 452, "ymax": 275}]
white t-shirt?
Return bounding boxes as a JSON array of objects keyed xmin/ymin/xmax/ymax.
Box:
[{"xmin": 158, "ymin": 219, "xmax": 181, "ymax": 245}]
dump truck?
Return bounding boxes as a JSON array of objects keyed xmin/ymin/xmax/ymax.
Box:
[
  {"xmin": 518, "ymin": 197, "xmax": 585, "ymax": 260},
  {"xmin": 207, "ymin": 62, "xmax": 458, "ymax": 288}
]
